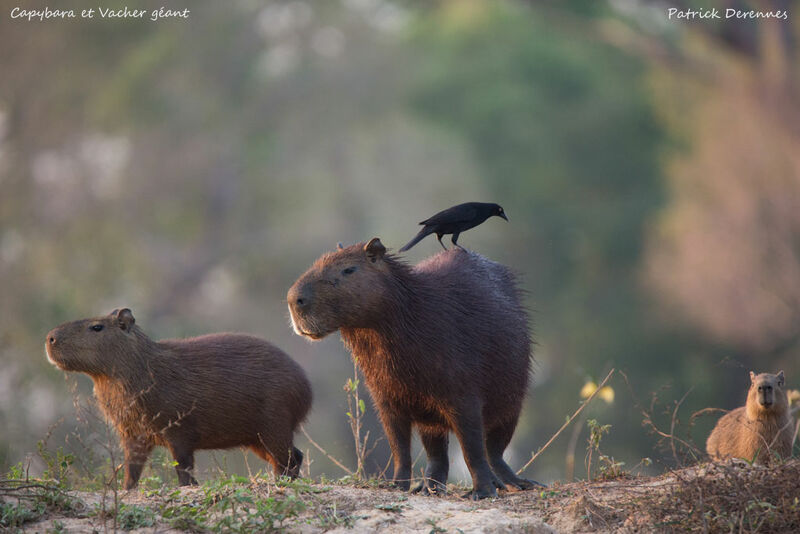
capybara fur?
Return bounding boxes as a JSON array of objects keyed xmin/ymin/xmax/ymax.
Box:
[
  {"xmin": 46, "ymin": 308, "xmax": 312, "ymax": 489},
  {"xmin": 706, "ymin": 371, "xmax": 793, "ymax": 464},
  {"xmin": 287, "ymin": 238, "xmax": 538, "ymax": 499}
]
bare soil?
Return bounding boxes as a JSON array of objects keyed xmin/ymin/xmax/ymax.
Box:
[{"xmin": 10, "ymin": 459, "xmax": 800, "ymax": 533}]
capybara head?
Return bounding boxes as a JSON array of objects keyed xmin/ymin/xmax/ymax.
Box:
[
  {"xmin": 747, "ymin": 371, "xmax": 787, "ymax": 415},
  {"xmin": 287, "ymin": 238, "xmax": 395, "ymax": 340},
  {"xmin": 46, "ymin": 308, "xmax": 139, "ymax": 374}
]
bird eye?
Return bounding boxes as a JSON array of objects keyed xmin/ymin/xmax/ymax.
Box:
[
  {"xmin": 91, "ymin": 324, "xmax": 104, "ymax": 332},
  {"xmin": 342, "ymin": 266, "xmax": 357, "ymax": 275}
]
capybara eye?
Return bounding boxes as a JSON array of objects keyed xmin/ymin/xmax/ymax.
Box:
[
  {"xmin": 91, "ymin": 324, "xmax": 104, "ymax": 332},
  {"xmin": 342, "ymin": 267, "xmax": 357, "ymax": 275}
]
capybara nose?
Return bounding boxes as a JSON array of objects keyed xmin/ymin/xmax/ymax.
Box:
[{"xmin": 288, "ymin": 285, "xmax": 312, "ymax": 312}]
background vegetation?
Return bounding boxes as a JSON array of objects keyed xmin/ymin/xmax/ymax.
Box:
[{"xmin": 1, "ymin": 0, "xmax": 798, "ymax": 485}]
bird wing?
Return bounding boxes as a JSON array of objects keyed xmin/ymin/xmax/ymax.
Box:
[{"xmin": 419, "ymin": 203, "xmax": 477, "ymax": 226}]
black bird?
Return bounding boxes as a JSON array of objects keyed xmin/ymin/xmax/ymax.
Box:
[{"xmin": 399, "ymin": 202, "xmax": 508, "ymax": 252}]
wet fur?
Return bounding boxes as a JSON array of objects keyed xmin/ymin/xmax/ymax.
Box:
[
  {"xmin": 288, "ymin": 240, "xmax": 536, "ymax": 498},
  {"xmin": 46, "ymin": 310, "xmax": 312, "ymax": 488}
]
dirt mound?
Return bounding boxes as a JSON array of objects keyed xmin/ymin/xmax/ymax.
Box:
[{"xmin": 5, "ymin": 460, "xmax": 800, "ymax": 533}]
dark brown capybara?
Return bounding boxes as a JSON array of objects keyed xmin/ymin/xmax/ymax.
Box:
[
  {"xmin": 287, "ymin": 238, "xmax": 538, "ymax": 499},
  {"xmin": 706, "ymin": 371, "xmax": 793, "ymax": 464},
  {"xmin": 45, "ymin": 308, "xmax": 312, "ymax": 489}
]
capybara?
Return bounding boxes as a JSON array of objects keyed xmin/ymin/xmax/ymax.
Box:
[
  {"xmin": 287, "ymin": 238, "xmax": 538, "ymax": 499},
  {"xmin": 46, "ymin": 308, "xmax": 312, "ymax": 489},
  {"xmin": 706, "ymin": 371, "xmax": 793, "ymax": 464}
]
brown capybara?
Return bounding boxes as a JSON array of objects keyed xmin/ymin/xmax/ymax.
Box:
[
  {"xmin": 46, "ymin": 308, "xmax": 312, "ymax": 489},
  {"xmin": 287, "ymin": 238, "xmax": 539, "ymax": 499},
  {"xmin": 706, "ymin": 371, "xmax": 793, "ymax": 464}
]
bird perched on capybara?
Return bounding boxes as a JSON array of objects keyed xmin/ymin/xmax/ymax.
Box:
[
  {"xmin": 287, "ymin": 238, "xmax": 538, "ymax": 499},
  {"xmin": 399, "ymin": 202, "xmax": 508, "ymax": 252},
  {"xmin": 46, "ymin": 308, "xmax": 312, "ymax": 489},
  {"xmin": 706, "ymin": 371, "xmax": 793, "ymax": 464}
]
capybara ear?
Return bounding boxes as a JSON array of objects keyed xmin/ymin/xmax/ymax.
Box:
[
  {"xmin": 116, "ymin": 308, "xmax": 136, "ymax": 331},
  {"xmin": 364, "ymin": 238, "xmax": 386, "ymax": 263},
  {"xmin": 337, "ymin": 242, "xmax": 344, "ymax": 250},
  {"xmin": 777, "ymin": 370, "xmax": 785, "ymax": 386},
  {"xmin": 750, "ymin": 371, "xmax": 756, "ymax": 383}
]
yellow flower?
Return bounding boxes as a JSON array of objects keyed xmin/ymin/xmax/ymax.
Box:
[
  {"xmin": 580, "ymin": 381, "xmax": 597, "ymax": 399},
  {"xmin": 580, "ymin": 380, "xmax": 614, "ymax": 404},
  {"xmin": 597, "ymin": 386, "xmax": 615, "ymax": 404}
]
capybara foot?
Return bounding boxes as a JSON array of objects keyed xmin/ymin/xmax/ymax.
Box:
[
  {"xmin": 462, "ymin": 476, "xmax": 504, "ymax": 500},
  {"xmin": 411, "ymin": 479, "xmax": 447, "ymax": 496},
  {"xmin": 391, "ymin": 479, "xmax": 411, "ymax": 492},
  {"xmin": 503, "ymin": 476, "xmax": 545, "ymax": 491},
  {"xmin": 287, "ymin": 447, "xmax": 303, "ymax": 478},
  {"xmin": 462, "ymin": 485, "xmax": 498, "ymax": 500}
]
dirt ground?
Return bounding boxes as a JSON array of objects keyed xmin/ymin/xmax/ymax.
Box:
[{"xmin": 10, "ymin": 460, "xmax": 800, "ymax": 533}]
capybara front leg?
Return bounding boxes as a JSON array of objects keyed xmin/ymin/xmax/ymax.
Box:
[
  {"xmin": 448, "ymin": 399, "xmax": 503, "ymax": 500},
  {"xmin": 169, "ymin": 445, "xmax": 197, "ymax": 486},
  {"xmin": 486, "ymin": 422, "xmax": 544, "ymax": 490},
  {"xmin": 378, "ymin": 404, "xmax": 412, "ymax": 490},
  {"xmin": 122, "ymin": 437, "xmax": 154, "ymax": 490}
]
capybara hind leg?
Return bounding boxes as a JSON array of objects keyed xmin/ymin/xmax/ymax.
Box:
[
  {"xmin": 448, "ymin": 400, "xmax": 504, "ymax": 500},
  {"xmin": 288, "ymin": 447, "xmax": 303, "ymax": 478},
  {"xmin": 411, "ymin": 429, "xmax": 449, "ymax": 496},
  {"xmin": 378, "ymin": 404, "xmax": 413, "ymax": 490},
  {"xmin": 122, "ymin": 437, "xmax": 154, "ymax": 490},
  {"xmin": 168, "ymin": 445, "xmax": 197, "ymax": 486},
  {"xmin": 485, "ymin": 422, "xmax": 543, "ymax": 490},
  {"xmin": 252, "ymin": 437, "xmax": 298, "ymax": 478},
  {"xmin": 249, "ymin": 444, "xmax": 280, "ymax": 476}
]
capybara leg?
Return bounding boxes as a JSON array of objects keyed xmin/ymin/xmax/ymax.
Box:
[
  {"xmin": 169, "ymin": 446, "xmax": 197, "ymax": 486},
  {"xmin": 378, "ymin": 405, "xmax": 413, "ymax": 490},
  {"xmin": 448, "ymin": 400, "xmax": 503, "ymax": 500},
  {"xmin": 411, "ymin": 429, "xmax": 449, "ymax": 496},
  {"xmin": 485, "ymin": 422, "xmax": 544, "ymax": 490},
  {"xmin": 288, "ymin": 447, "xmax": 303, "ymax": 478},
  {"xmin": 122, "ymin": 437, "xmax": 154, "ymax": 490},
  {"xmin": 251, "ymin": 438, "xmax": 300, "ymax": 478},
  {"xmin": 249, "ymin": 444, "xmax": 278, "ymax": 473}
]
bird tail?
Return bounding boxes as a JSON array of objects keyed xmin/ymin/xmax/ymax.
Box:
[{"xmin": 399, "ymin": 227, "xmax": 432, "ymax": 252}]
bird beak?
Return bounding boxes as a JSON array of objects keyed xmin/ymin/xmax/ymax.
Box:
[{"xmin": 500, "ymin": 213, "xmax": 508, "ymax": 221}]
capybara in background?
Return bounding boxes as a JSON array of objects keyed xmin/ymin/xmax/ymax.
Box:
[
  {"xmin": 46, "ymin": 308, "xmax": 312, "ymax": 489},
  {"xmin": 706, "ymin": 371, "xmax": 793, "ymax": 464},
  {"xmin": 287, "ymin": 238, "xmax": 538, "ymax": 499}
]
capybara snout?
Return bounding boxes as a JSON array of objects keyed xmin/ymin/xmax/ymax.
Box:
[
  {"xmin": 287, "ymin": 239, "xmax": 391, "ymax": 340},
  {"xmin": 757, "ymin": 382, "xmax": 775, "ymax": 406},
  {"xmin": 46, "ymin": 308, "xmax": 312, "ymax": 488}
]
